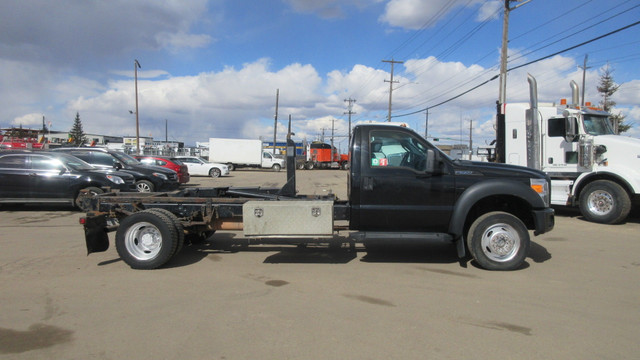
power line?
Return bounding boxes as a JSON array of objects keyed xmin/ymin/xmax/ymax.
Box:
[{"xmin": 392, "ymin": 20, "xmax": 640, "ymax": 118}]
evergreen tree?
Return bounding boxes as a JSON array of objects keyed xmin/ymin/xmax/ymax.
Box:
[
  {"xmin": 69, "ymin": 112, "xmax": 87, "ymax": 146},
  {"xmin": 597, "ymin": 64, "xmax": 631, "ymax": 133}
]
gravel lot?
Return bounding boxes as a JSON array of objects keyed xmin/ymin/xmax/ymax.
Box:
[{"xmin": 1, "ymin": 168, "xmax": 639, "ymax": 359}]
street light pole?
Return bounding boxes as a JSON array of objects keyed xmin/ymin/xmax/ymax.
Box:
[{"xmin": 134, "ymin": 59, "xmax": 141, "ymax": 155}]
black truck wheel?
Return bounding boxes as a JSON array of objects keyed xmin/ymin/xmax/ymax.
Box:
[
  {"xmin": 115, "ymin": 211, "xmax": 178, "ymax": 269},
  {"xmin": 145, "ymin": 208, "xmax": 185, "ymax": 255},
  {"xmin": 466, "ymin": 211, "xmax": 529, "ymax": 271},
  {"xmin": 135, "ymin": 180, "xmax": 155, "ymax": 192},
  {"xmin": 75, "ymin": 187, "xmax": 104, "ymax": 211},
  {"xmin": 579, "ymin": 180, "xmax": 631, "ymax": 224}
]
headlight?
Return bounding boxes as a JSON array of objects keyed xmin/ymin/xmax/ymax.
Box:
[
  {"xmin": 106, "ymin": 175, "xmax": 125, "ymax": 184},
  {"xmin": 152, "ymin": 172, "xmax": 168, "ymax": 180},
  {"xmin": 530, "ymin": 178, "xmax": 549, "ymax": 207}
]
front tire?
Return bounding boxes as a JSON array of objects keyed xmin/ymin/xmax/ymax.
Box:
[
  {"xmin": 466, "ymin": 211, "xmax": 530, "ymax": 271},
  {"xmin": 272, "ymin": 164, "xmax": 281, "ymax": 172},
  {"xmin": 135, "ymin": 180, "xmax": 154, "ymax": 192},
  {"xmin": 209, "ymin": 168, "xmax": 221, "ymax": 178},
  {"xmin": 579, "ymin": 180, "xmax": 631, "ymax": 224},
  {"xmin": 115, "ymin": 211, "xmax": 178, "ymax": 269}
]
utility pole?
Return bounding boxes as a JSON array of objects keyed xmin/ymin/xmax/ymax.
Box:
[
  {"xmin": 496, "ymin": 0, "xmax": 529, "ymax": 163},
  {"xmin": 331, "ymin": 119, "xmax": 335, "ymax": 162},
  {"xmin": 344, "ymin": 98, "xmax": 356, "ymax": 145},
  {"xmin": 134, "ymin": 59, "xmax": 141, "ymax": 155},
  {"xmin": 383, "ymin": 59, "xmax": 403, "ymax": 122},
  {"xmin": 579, "ymin": 54, "xmax": 591, "ymax": 106},
  {"xmin": 273, "ymin": 89, "xmax": 279, "ymax": 155},
  {"xmin": 469, "ymin": 119, "xmax": 473, "ymax": 160},
  {"xmin": 424, "ymin": 109, "xmax": 429, "ymax": 139}
]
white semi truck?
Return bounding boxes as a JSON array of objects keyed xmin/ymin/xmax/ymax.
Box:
[
  {"xmin": 500, "ymin": 74, "xmax": 640, "ymax": 224},
  {"xmin": 208, "ymin": 138, "xmax": 285, "ymax": 171}
]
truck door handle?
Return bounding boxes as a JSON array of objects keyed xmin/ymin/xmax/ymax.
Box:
[{"xmin": 363, "ymin": 177, "xmax": 374, "ymax": 191}]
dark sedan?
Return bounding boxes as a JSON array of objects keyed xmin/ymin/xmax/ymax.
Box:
[{"xmin": 0, "ymin": 150, "xmax": 135, "ymax": 210}]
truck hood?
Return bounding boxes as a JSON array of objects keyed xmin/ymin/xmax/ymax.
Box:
[
  {"xmin": 593, "ymin": 134, "xmax": 640, "ymax": 169},
  {"xmin": 451, "ymin": 159, "xmax": 548, "ymax": 179},
  {"xmin": 594, "ymin": 135, "xmax": 640, "ymax": 153}
]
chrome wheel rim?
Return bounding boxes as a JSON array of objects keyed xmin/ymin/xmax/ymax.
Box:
[
  {"xmin": 587, "ymin": 190, "xmax": 614, "ymax": 216},
  {"xmin": 480, "ymin": 223, "xmax": 520, "ymax": 262},
  {"xmin": 124, "ymin": 221, "xmax": 162, "ymax": 260},
  {"xmin": 136, "ymin": 182, "xmax": 152, "ymax": 192}
]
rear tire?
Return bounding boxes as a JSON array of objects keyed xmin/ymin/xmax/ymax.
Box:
[
  {"xmin": 145, "ymin": 208, "xmax": 185, "ymax": 255},
  {"xmin": 305, "ymin": 162, "xmax": 314, "ymax": 170},
  {"xmin": 115, "ymin": 211, "xmax": 178, "ymax": 269},
  {"xmin": 466, "ymin": 211, "xmax": 529, "ymax": 271},
  {"xmin": 579, "ymin": 180, "xmax": 631, "ymax": 224}
]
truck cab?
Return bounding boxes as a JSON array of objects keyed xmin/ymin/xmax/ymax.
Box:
[
  {"xmin": 347, "ymin": 124, "xmax": 554, "ymax": 270},
  {"xmin": 503, "ymin": 75, "xmax": 640, "ymax": 224}
]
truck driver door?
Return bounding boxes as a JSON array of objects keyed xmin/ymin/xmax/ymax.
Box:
[{"xmin": 357, "ymin": 128, "xmax": 455, "ymax": 233}]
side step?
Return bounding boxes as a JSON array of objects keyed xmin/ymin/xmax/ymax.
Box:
[{"xmin": 349, "ymin": 232, "xmax": 453, "ymax": 243}]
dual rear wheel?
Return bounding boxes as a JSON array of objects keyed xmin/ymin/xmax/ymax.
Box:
[{"xmin": 115, "ymin": 209, "xmax": 185, "ymax": 269}]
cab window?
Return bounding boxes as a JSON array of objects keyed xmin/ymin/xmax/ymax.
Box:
[{"xmin": 369, "ymin": 130, "xmax": 428, "ymax": 171}]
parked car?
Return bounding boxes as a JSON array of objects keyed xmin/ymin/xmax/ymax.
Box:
[
  {"xmin": 172, "ymin": 156, "xmax": 229, "ymax": 178},
  {"xmin": 0, "ymin": 150, "xmax": 135, "ymax": 210},
  {"xmin": 135, "ymin": 155, "xmax": 190, "ymax": 184},
  {"xmin": 52, "ymin": 148, "xmax": 180, "ymax": 192}
]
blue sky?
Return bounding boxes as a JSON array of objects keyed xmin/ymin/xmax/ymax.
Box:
[{"xmin": 1, "ymin": 0, "xmax": 639, "ymax": 151}]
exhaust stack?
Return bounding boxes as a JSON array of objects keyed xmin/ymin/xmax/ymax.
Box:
[
  {"xmin": 527, "ymin": 74, "xmax": 541, "ymax": 170},
  {"xmin": 570, "ymin": 80, "xmax": 579, "ymax": 107}
]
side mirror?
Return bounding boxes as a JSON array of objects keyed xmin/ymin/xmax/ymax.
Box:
[
  {"xmin": 425, "ymin": 149, "xmax": 436, "ymax": 173},
  {"xmin": 113, "ymin": 162, "xmax": 123, "ymax": 170},
  {"xmin": 565, "ymin": 117, "xmax": 577, "ymax": 142}
]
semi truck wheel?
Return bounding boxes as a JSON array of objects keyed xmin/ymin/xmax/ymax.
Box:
[
  {"xmin": 579, "ymin": 180, "xmax": 631, "ymax": 224},
  {"xmin": 305, "ymin": 162, "xmax": 314, "ymax": 170},
  {"xmin": 115, "ymin": 211, "xmax": 178, "ymax": 269},
  {"xmin": 145, "ymin": 208, "xmax": 185, "ymax": 255},
  {"xmin": 209, "ymin": 168, "xmax": 221, "ymax": 178},
  {"xmin": 135, "ymin": 180, "xmax": 154, "ymax": 192},
  {"xmin": 466, "ymin": 211, "xmax": 529, "ymax": 271}
]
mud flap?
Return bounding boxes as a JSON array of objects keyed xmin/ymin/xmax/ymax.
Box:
[
  {"xmin": 456, "ymin": 237, "xmax": 466, "ymax": 258},
  {"xmin": 83, "ymin": 214, "xmax": 110, "ymax": 254}
]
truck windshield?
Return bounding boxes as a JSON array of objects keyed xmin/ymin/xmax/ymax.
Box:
[{"xmin": 583, "ymin": 115, "xmax": 614, "ymax": 135}]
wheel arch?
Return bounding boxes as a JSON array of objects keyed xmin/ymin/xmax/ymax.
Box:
[
  {"xmin": 573, "ymin": 172, "xmax": 634, "ymax": 204},
  {"xmin": 448, "ymin": 179, "xmax": 543, "ymax": 239}
]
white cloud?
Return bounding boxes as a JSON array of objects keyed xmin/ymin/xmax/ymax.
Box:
[
  {"xmin": 284, "ymin": 0, "xmax": 382, "ymax": 19},
  {"xmin": 0, "ymin": 0, "xmax": 212, "ymax": 67}
]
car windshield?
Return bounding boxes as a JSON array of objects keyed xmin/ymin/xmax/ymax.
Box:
[
  {"xmin": 53, "ymin": 153, "xmax": 95, "ymax": 170},
  {"xmin": 583, "ymin": 115, "xmax": 614, "ymax": 135},
  {"xmin": 112, "ymin": 152, "xmax": 142, "ymax": 165}
]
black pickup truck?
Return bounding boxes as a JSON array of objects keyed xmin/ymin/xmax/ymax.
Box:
[{"xmin": 81, "ymin": 124, "xmax": 554, "ymax": 270}]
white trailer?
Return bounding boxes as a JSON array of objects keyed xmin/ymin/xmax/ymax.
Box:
[
  {"xmin": 502, "ymin": 74, "xmax": 640, "ymax": 224},
  {"xmin": 208, "ymin": 138, "xmax": 285, "ymax": 171}
]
